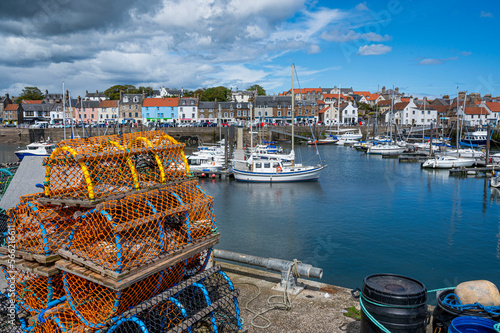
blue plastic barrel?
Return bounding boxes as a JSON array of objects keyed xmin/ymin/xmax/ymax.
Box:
[{"xmin": 448, "ymin": 316, "xmax": 499, "ymax": 333}]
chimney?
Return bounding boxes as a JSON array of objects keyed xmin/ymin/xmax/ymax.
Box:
[
  {"xmin": 119, "ymin": 90, "xmax": 123, "ymax": 100},
  {"xmin": 395, "ymin": 87, "xmax": 399, "ymax": 93},
  {"xmin": 382, "ymin": 86, "xmax": 386, "ymax": 94},
  {"xmin": 5, "ymin": 93, "xmax": 9, "ymax": 100}
]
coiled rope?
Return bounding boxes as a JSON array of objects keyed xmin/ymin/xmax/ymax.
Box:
[
  {"xmin": 234, "ymin": 259, "xmax": 300, "ymax": 329},
  {"xmin": 442, "ymin": 293, "xmax": 500, "ymax": 316}
]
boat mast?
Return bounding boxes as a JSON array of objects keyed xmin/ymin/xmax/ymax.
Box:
[
  {"xmin": 63, "ymin": 82, "xmax": 66, "ymax": 140},
  {"xmin": 291, "ymin": 64, "xmax": 295, "ymax": 166},
  {"xmin": 337, "ymin": 84, "xmax": 340, "ymax": 134}
]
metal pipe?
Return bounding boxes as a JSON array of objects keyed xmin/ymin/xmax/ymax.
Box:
[{"xmin": 213, "ymin": 249, "xmax": 323, "ymax": 279}]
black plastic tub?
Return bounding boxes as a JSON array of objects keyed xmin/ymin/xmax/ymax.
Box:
[{"xmin": 360, "ymin": 273, "xmax": 429, "ymax": 333}]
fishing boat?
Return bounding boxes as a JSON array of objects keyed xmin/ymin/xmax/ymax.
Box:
[
  {"xmin": 15, "ymin": 142, "xmax": 56, "ymax": 160},
  {"xmin": 460, "ymin": 130, "xmax": 488, "ymax": 147},
  {"xmin": 233, "ymin": 64, "xmax": 326, "ymax": 182},
  {"xmin": 421, "ymin": 155, "xmax": 475, "ymax": 169}
]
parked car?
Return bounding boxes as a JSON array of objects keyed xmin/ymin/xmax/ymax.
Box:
[{"xmin": 5, "ymin": 123, "xmax": 16, "ymax": 127}]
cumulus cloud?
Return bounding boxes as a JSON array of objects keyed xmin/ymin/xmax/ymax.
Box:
[
  {"xmin": 358, "ymin": 44, "xmax": 392, "ymax": 55},
  {"xmin": 418, "ymin": 57, "xmax": 458, "ymax": 65},
  {"xmin": 480, "ymin": 11, "xmax": 493, "ymax": 18},
  {"xmin": 0, "ymin": 0, "xmax": 391, "ymax": 96}
]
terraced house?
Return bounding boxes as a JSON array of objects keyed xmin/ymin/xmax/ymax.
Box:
[
  {"xmin": 119, "ymin": 92, "xmax": 144, "ymax": 125},
  {"xmin": 142, "ymin": 98, "xmax": 178, "ymax": 124},
  {"xmin": 98, "ymin": 100, "xmax": 119, "ymax": 124}
]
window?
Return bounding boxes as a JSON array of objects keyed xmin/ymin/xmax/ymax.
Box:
[
  {"xmin": 237, "ymin": 103, "xmax": 241, "ymax": 108},
  {"xmin": 265, "ymin": 111, "xmax": 268, "ymax": 116},
  {"xmin": 133, "ymin": 96, "xmax": 139, "ymax": 103},
  {"xmin": 157, "ymin": 107, "xmax": 159, "ymax": 111},
  {"xmin": 278, "ymin": 105, "xmax": 281, "ymax": 109},
  {"xmin": 171, "ymin": 113, "xmax": 174, "ymax": 118},
  {"xmin": 223, "ymin": 112, "xmax": 227, "ymax": 118},
  {"xmin": 255, "ymin": 163, "xmax": 262, "ymax": 168},
  {"xmin": 135, "ymin": 105, "xmax": 138, "ymax": 110},
  {"xmin": 237, "ymin": 110, "xmax": 241, "ymax": 116},
  {"xmin": 230, "ymin": 112, "xmax": 234, "ymax": 118},
  {"xmin": 158, "ymin": 113, "xmax": 164, "ymax": 118},
  {"xmin": 209, "ymin": 113, "xmax": 213, "ymax": 118},
  {"xmin": 191, "ymin": 100, "xmax": 195, "ymax": 105},
  {"xmin": 299, "ymin": 110, "xmax": 302, "ymax": 115},
  {"xmin": 278, "ymin": 111, "xmax": 281, "ymax": 117},
  {"xmin": 180, "ymin": 107, "xmax": 183, "ymax": 112},
  {"xmin": 412, "ymin": 110, "xmax": 415, "ymax": 115},
  {"xmin": 243, "ymin": 110, "xmax": 247, "ymax": 116},
  {"xmin": 288, "ymin": 105, "xmax": 291, "ymax": 109},
  {"xmin": 428, "ymin": 111, "xmax": 430, "ymax": 114},
  {"xmin": 263, "ymin": 163, "xmax": 271, "ymax": 168},
  {"xmin": 288, "ymin": 111, "xmax": 291, "ymax": 116},
  {"xmin": 129, "ymin": 112, "xmax": 132, "ymax": 117},
  {"xmin": 92, "ymin": 114, "xmax": 94, "ymax": 119},
  {"xmin": 258, "ymin": 111, "xmax": 262, "ymax": 116},
  {"xmin": 129, "ymin": 105, "xmax": 131, "ymax": 110},
  {"xmin": 135, "ymin": 112, "xmax": 138, "ymax": 117},
  {"xmin": 182, "ymin": 114, "xmax": 185, "ymax": 118}
]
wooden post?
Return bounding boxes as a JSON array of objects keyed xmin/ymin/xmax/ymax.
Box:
[{"xmin": 486, "ymin": 124, "xmax": 491, "ymax": 166}]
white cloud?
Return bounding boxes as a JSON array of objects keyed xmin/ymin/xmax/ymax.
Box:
[
  {"xmin": 418, "ymin": 57, "xmax": 458, "ymax": 65},
  {"xmin": 356, "ymin": 2, "xmax": 369, "ymax": 11},
  {"xmin": 460, "ymin": 51, "xmax": 472, "ymax": 56},
  {"xmin": 480, "ymin": 11, "xmax": 493, "ymax": 18},
  {"xmin": 309, "ymin": 44, "xmax": 321, "ymax": 54},
  {"xmin": 358, "ymin": 44, "xmax": 391, "ymax": 56}
]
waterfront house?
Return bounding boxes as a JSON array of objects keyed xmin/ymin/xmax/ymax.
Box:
[
  {"xmin": 98, "ymin": 100, "xmax": 119, "ymax": 125},
  {"xmin": 21, "ymin": 103, "xmax": 52, "ymax": 125},
  {"xmin": 179, "ymin": 97, "xmax": 199, "ymax": 123},
  {"xmin": 339, "ymin": 101, "xmax": 359, "ymax": 125},
  {"xmin": 142, "ymin": 97, "xmax": 178, "ymax": 124},
  {"xmin": 198, "ymin": 101, "xmax": 217, "ymax": 123},
  {"xmin": 254, "ymin": 96, "xmax": 293, "ymax": 123},
  {"xmin": 119, "ymin": 92, "xmax": 144, "ymax": 125},
  {"xmin": 463, "ymin": 106, "xmax": 490, "ymax": 126},
  {"xmin": 481, "ymin": 102, "xmax": 500, "ymax": 124},
  {"xmin": 158, "ymin": 87, "xmax": 182, "ymax": 98},
  {"xmin": 404, "ymin": 99, "xmax": 438, "ymax": 126},
  {"xmin": 3, "ymin": 103, "xmax": 19, "ymax": 125},
  {"xmin": 75, "ymin": 99, "xmax": 99, "ymax": 125}
]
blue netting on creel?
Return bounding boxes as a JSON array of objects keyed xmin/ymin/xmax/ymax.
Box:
[{"xmin": 443, "ymin": 293, "xmax": 500, "ymax": 316}]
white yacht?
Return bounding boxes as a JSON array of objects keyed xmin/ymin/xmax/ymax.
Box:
[{"xmin": 421, "ymin": 156, "xmax": 475, "ymax": 169}]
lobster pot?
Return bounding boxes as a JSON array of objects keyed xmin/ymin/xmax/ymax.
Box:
[
  {"xmin": 31, "ymin": 302, "xmax": 87, "ymax": 333},
  {"xmin": 1, "ymin": 266, "xmax": 65, "ymax": 316},
  {"xmin": 63, "ymin": 262, "xmax": 185, "ymax": 329},
  {"xmin": 161, "ymin": 180, "xmax": 216, "ymax": 241},
  {"xmin": 184, "ymin": 248, "xmax": 212, "ymax": 278},
  {"xmin": 7, "ymin": 194, "xmax": 82, "ymax": 257},
  {"xmin": 43, "ymin": 131, "xmax": 189, "ymax": 201},
  {"xmin": 67, "ymin": 189, "xmax": 190, "ymax": 274},
  {"xmin": 0, "ymin": 166, "xmax": 16, "ymax": 199}
]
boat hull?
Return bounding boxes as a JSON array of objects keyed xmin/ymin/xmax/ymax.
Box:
[
  {"xmin": 233, "ymin": 166, "xmax": 325, "ymax": 182},
  {"xmin": 421, "ymin": 158, "xmax": 475, "ymax": 169},
  {"xmin": 367, "ymin": 146, "xmax": 406, "ymax": 155},
  {"xmin": 14, "ymin": 151, "xmax": 50, "ymax": 160}
]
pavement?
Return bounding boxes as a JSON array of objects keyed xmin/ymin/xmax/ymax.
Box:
[{"xmin": 216, "ymin": 261, "xmax": 361, "ymax": 333}]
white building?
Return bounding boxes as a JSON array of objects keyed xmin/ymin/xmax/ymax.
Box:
[
  {"xmin": 178, "ymin": 97, "xmax": 198, "ymax": 123},
  {"xmin": 339, "ymin": 101, "xmax": 358, "ymax": 125},
  {"xmin": 387, "ymin": 98, "xmax": 437, "ymax": 125}
]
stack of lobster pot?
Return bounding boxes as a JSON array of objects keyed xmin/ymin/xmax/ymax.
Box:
[{"xmin": 0, "ymin": 131, "xmax": 240, "ymax": 332}]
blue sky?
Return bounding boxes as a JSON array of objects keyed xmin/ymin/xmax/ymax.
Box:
[{"xmin": 0, "ymin": 0, "xmax": 498, "ymax": 99}]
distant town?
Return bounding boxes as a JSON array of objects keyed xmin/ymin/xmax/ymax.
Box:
[{"xmin": 1, "ymin": 85, "xmax": 499, "ymax": 128}]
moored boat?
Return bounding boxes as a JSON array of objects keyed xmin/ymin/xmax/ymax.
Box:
[
  {"xmin": 14, "ymin": 142, "xmax": 56, "ymax": 160},
  {"xmin": 233, "ymin": 160, "xmax": 325, "ymax": 182},
  {"xmin": 421, "ymin": 155, "xmax": 475, "ymax": 169}
]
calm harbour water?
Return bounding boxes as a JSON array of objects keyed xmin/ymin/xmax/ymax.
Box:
[
  {"xmin": 1, "ymin": 142, "xmax": 499, "ymax": 291},
  {"xmin": 199, "ymin": 144, "xmax": 500, "ymax": 291}
]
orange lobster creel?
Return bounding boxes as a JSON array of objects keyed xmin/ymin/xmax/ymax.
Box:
[
  {"xmin": 2, "ymin": 265, "xmax": 65, "ymax": 316},
  {"xmin": 63, "ymin": 261, "xmax": 185, "ymax": 329},
  {"xmin": 43, "ymin": 131, "xmax": 190, "ymax": 201}
]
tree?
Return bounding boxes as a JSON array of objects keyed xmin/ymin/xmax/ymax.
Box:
[
  {"xmin": 204, "ymin": 86, "xmax": 229, "ymax": 102},
  {"xmin": 104, "ymin": 85, "xmax": 136, "ymax": 100},
  {"xmin": 247, "ymin": 84, "xmax": 266, "ymax": 96},
  {"xmin": 16, "ymin": 87, "xmax": 44, "ymax": 103}
]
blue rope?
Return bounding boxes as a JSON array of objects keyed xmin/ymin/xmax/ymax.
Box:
[{"xmin": 442, "ymin": 293, "xmax": 500, "ymax": 316}]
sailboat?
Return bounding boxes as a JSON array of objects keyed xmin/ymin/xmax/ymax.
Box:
[{"xmin": 232, "ymin": 64, "xmax": 326, "ymax": 182}]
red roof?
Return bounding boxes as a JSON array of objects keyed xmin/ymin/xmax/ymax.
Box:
[
  {"xmin": 377, "ymin": 100, "xmax": 392, "ymax": 106},
  {"xmin": 4, "ymin": 103, "xmax": 18, "ymax": 111},
  {"xmin": 21, "ymin": 100, "xmax": 43, "ymax": 104},
  {"xmin": 98, "ymin": 100, "xmax": 118, "ymax": 108},
  {"xmin": 401, "ymin": 97, "xmax": 410, "ymax": 102},
  {"xmin": 393, "ymin": 102, "xmax": 409, "ymax": 111},
  {"xmin": 319, "ymin": 106, "xmax": 330, "ymax": 114},
  {"xmin": 464, "ymin": 107, "xmax": 487, "ymax": 115},
  {"xmin": 143, "ymin": 98, "xmax": 178, "ymax": 107},
  {"xmin": 486, "ymin": 102, "xmax": 500, "ymax": 112}
]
